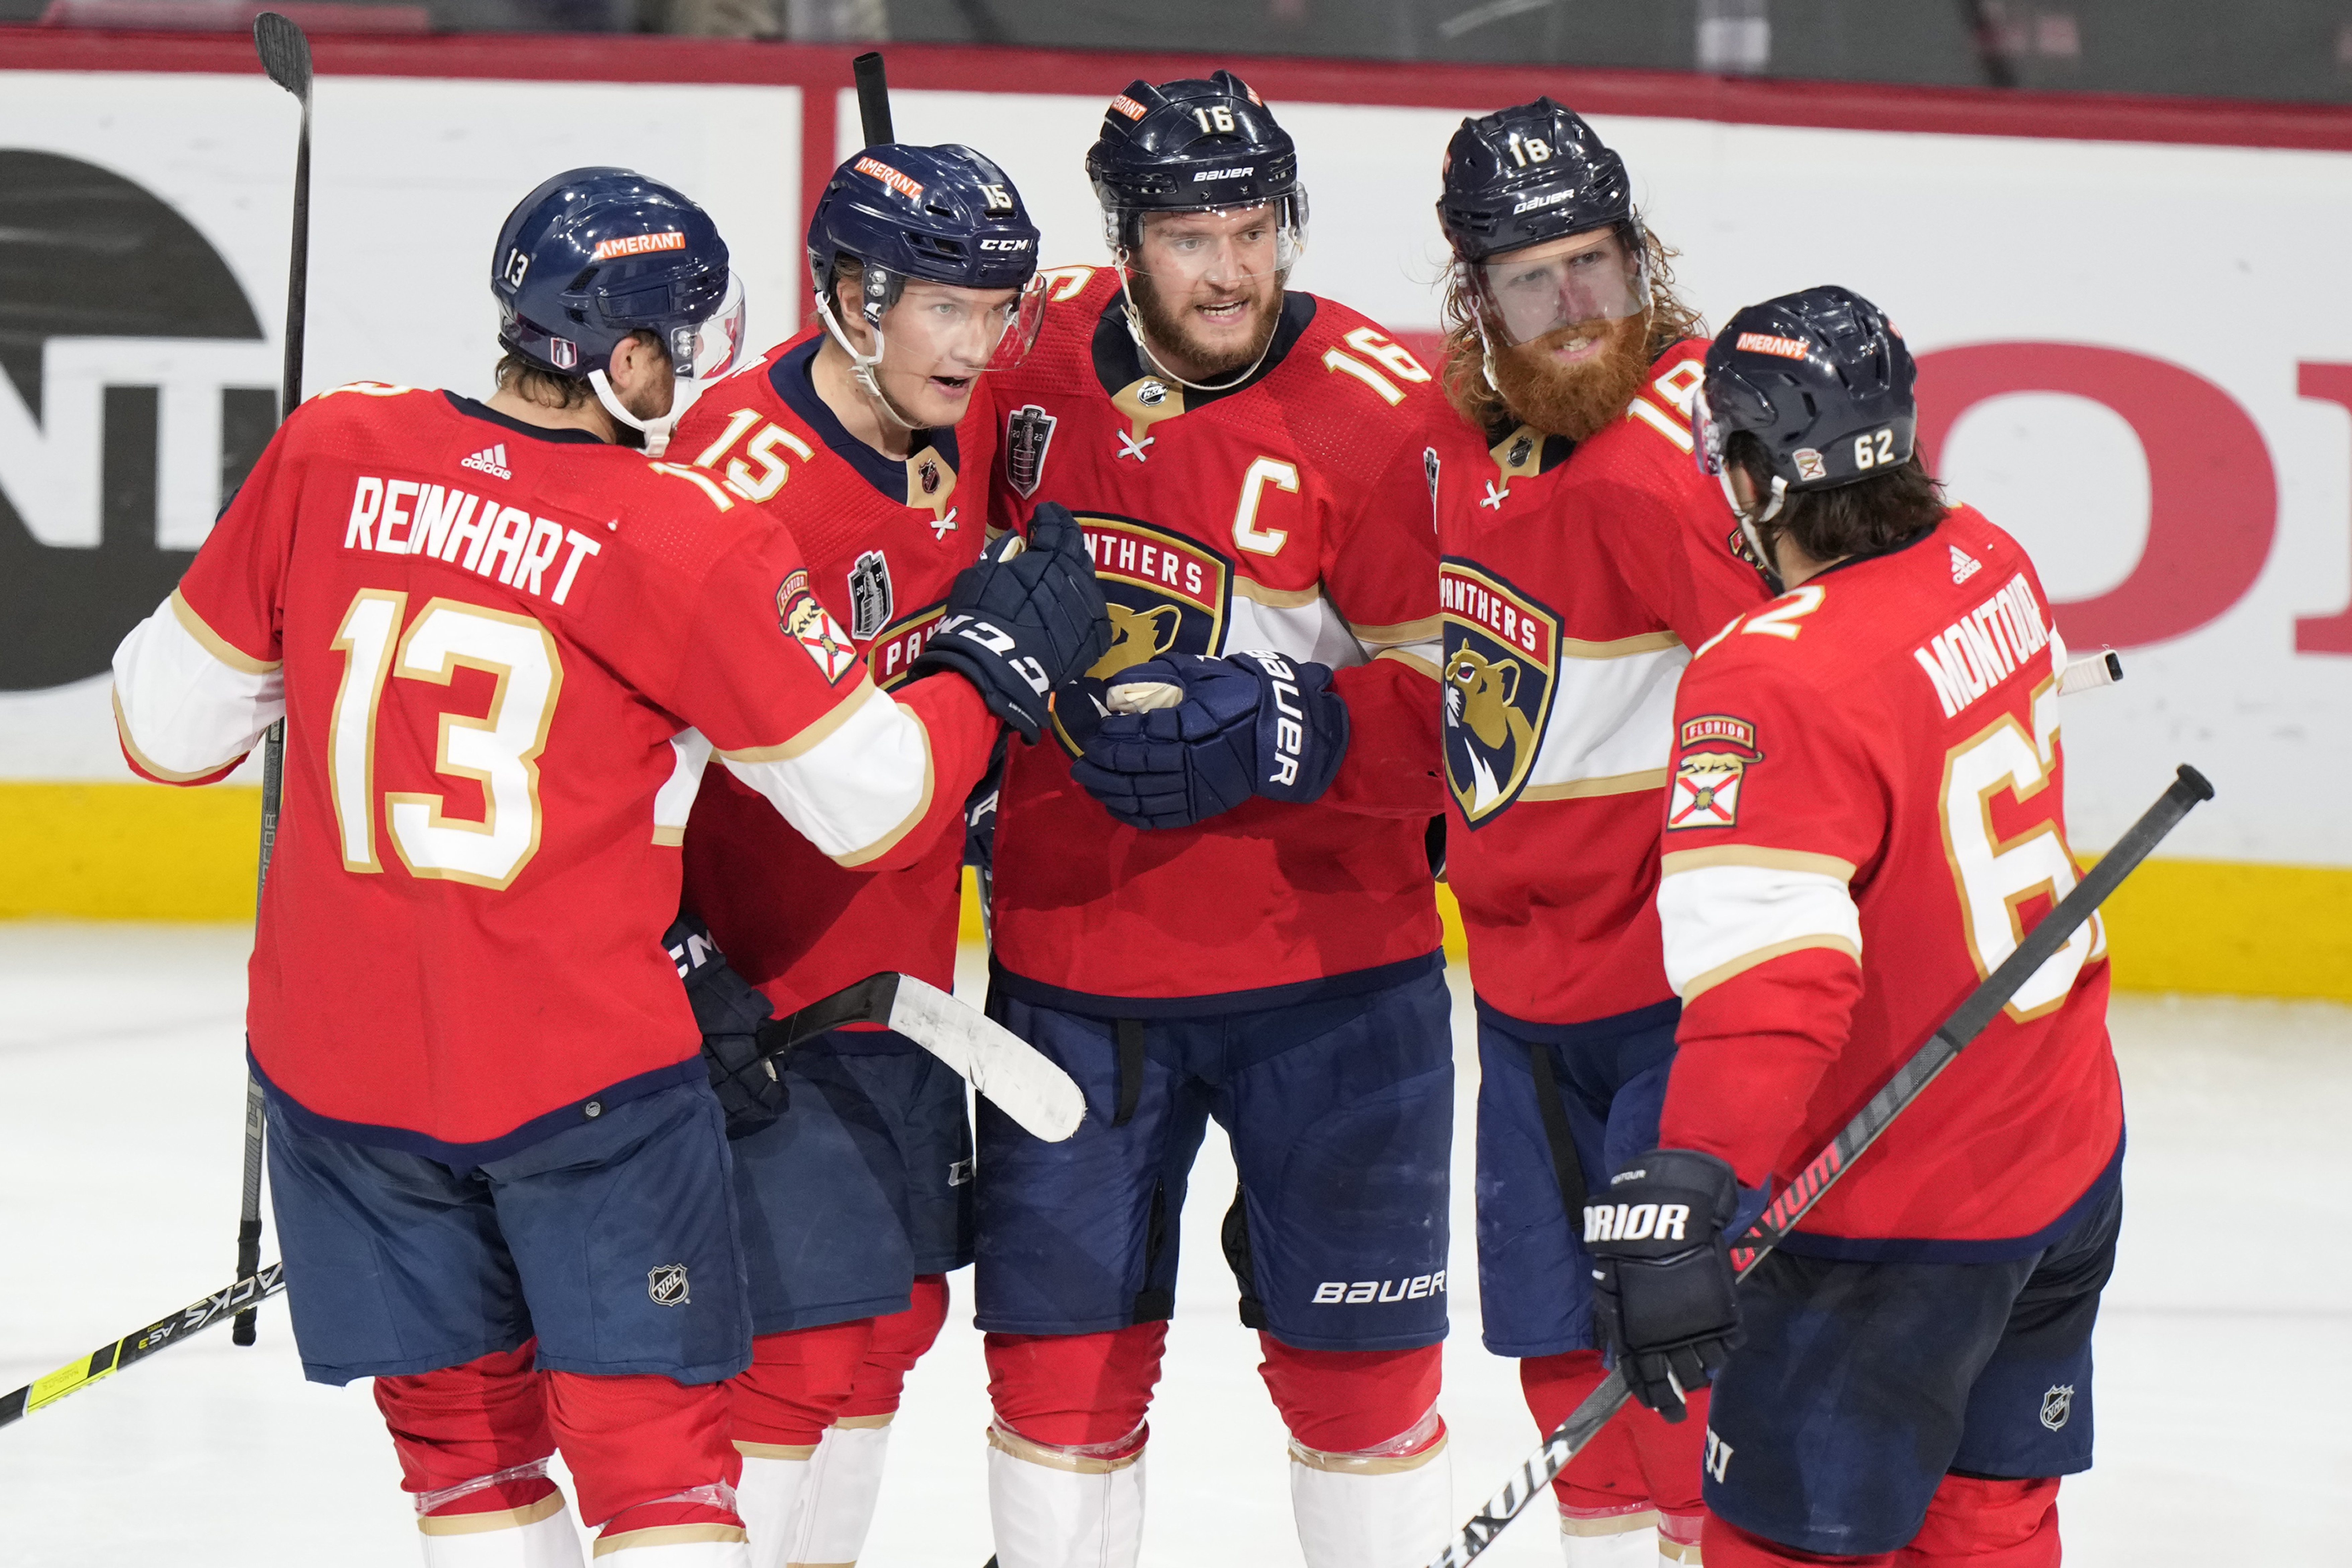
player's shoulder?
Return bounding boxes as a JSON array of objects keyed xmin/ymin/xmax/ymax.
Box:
[
  {"xmin": 286, "ymin": 379, "xmax": 451, "ymax": 445},
  {"xmin": 1570, "ymin": 338, "xmax": 1713, "ymax": 481},
  {"xmin": 1260, "ymin": 292, "xmax": 1443, "ymax": 448}
]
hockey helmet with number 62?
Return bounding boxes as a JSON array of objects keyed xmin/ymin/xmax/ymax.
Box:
[{"xmin": 1694, "ymin": 286, "xmax": 1917, "ymax": 500}]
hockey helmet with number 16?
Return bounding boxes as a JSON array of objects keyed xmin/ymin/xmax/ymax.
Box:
[
  {"xmin": 807, "ymin": 143, "xmax": 1046, "ymax": 424},
  {"xmin": 1438, "ymin": 99, "xmax": 1648, "ymax": 347},
  {"xmin": 1086, "ymin": 72, "xmax": 1308, "ymax": 271},
  {"xmin": 491, "ymin": 167, "xmax": 745, "ymax": 455}
]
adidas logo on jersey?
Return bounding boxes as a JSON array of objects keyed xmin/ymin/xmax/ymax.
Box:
[
  {"xmin": 1949, "ymin": 543, "xmax": 1982, "ymax": 585},
  {"xmin": 461, "ymin": 443, "xmax": 511, "ymax": 481}
]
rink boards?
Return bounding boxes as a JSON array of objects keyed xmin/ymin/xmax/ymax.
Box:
[{"xmin": 0, "ymin": 36, "xmax": 2345, "ymax": 997}]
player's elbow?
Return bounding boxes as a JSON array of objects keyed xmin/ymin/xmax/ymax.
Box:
[
  {"xmin": 111, "ymin": 596, "xmax": 283, "ymax": 786},
  {"xmin": 719, "ymin": 687, "xmax": 943, "ymax": 871}
]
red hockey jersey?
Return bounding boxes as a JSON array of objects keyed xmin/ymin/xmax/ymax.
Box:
[
  {"xmin": 110, "ymin": 384, "xmax": 989, "ymax": 1158},
  {"xmin": 982, "ymin": 266, "xmax": 1445, "ymax": 1011},
  {"xmin": 1656, "ymin": 506, "xmax": 2122, "ymax": 1253},
  {"xmin": 675, "ymin": 329, "xmax": 999, "ymax": 1012},
  {"xmin": 1434, "ymin": 340, "xmax": 1769, "ymax": 1026}
]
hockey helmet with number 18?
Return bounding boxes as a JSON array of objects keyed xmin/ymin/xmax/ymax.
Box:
[
  {"xmin": 491, "ymin": 167, "xmax": 745, "ymax": 455},
  {"xmin": 1438, "ymin": 98, "xmax": 1648, "ymax": 346},
  {"xmin": 1085, "ymin": 71, "xmax": 1308, "ymax": 270}
]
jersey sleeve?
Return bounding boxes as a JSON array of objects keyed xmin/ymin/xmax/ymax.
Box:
[
  {"xmin": 1320, "ymin": 404, "xmax": 1446, "ymax": 819},
  {"xmin": 111, "ymin": 419, "xmax": 297, "ymax": 785},
  {"xmin": 1654, "ymin": 645, "xmax": 1881, "ymax": 1187},
  {"xmin": 655, "ymin": 521, "xmax": 993, "ymax": 872},
  {"xmin": 1591, "ymin": 466, "xmax": 1769, "ymax": 651}
]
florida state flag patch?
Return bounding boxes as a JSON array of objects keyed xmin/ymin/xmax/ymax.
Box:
[
  {"xmin": 1668, "ymin": 714, "xmax": 1762, "ymax": 831},
  {"xmin": 779, "ymin": 570, "xmax": 859, "ymax": 683}
]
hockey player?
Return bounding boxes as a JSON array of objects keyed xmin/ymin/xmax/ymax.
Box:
[
  {"xmin": 663, "ymin": 144, "xmax": 1048, "ymax": 1568},
  {"xmin": 107, "ymin": 168, "xmax": 1104, "ymax": 1568},
  {"xmin": 976, "ymin": 73, "xmax": 1453, "ymax": 1568},
  {"xmin": 1426, "ymin": 101, "xmax": 1769, "ymax": 1566},
  {"xmin": 1588, "ymin": 287, "xmax": 2123, "ymax": 1568}
]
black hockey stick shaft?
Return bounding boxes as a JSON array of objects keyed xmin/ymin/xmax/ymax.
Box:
[
  {"xmin": 852, "ymin": 50, "xmax": 893, "ymax": 146},
  {"xmin": 0, "ymin": 1263, "xmax": 287, "ymax": 1431},
  {"xmin": 232, "ymin": 10, "xmax": 312, "ymax": 1350},
  {"xmin": 1429, "ymin": 763, "xmax": 2215, "ymax": 1568}
]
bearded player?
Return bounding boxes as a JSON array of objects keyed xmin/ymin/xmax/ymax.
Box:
[
  {"xmin": 1588, "ymin": 286, "xmax": 2122, "ymax": 1568},
  {"xmin": 1427, "ymin": 101, "xmax": 1769, "ymax": 1568},
  {"xmin": 662, "ymin": 144, "xmax": 1051, "ymax": 1568},
  {"xmin": 107, "ymin": 168, "xmax": 1103, "ymax": 1568},
  {"xmin": 973, "ymin": 73, "xmax": 1453, "ymax": 1568}
]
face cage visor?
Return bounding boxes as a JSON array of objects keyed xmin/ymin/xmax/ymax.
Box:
[
  {"xmin": 1691, "ymin": 381, "xmax": 1788, "ymax": 583},
  {"xmin": 1472, "ymin": 220, "xmax": 1649, "ymax": 348},
  {"xmin": 1107, "ymin": 193, "xmax": 1308, "ymax": 287},
  {"xmin": 839, "ymin": 260, "xmax": 1048, "ymax": 373}
]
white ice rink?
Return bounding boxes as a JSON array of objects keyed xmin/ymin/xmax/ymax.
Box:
[{"xmin": 2, "ymin": 923, "xmax": 2346, "ymax": 1566}]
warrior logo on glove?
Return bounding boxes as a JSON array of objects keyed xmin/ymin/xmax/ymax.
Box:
[
  {"xmin": 1049, "ymin": 513, "xmax": 1231, "ymax": 755},
  {"xmin": 1440, "ymin": 559, "xmax": 1559, "ymax": 825}
]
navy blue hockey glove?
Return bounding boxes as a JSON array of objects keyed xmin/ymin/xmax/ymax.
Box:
[
  {"xmin": 911, "ymin": 503, "xmax": 1112, "ymax": 744},
  {"xmin": 1586, "ymin": 1147, "xmax": 1744, "ymax": 1422},
  {"xmin": 1069, "ymin": 651, "xmax": 1350, "ymax": 830},
  {"xmin": 664, "ymin": 913, "xmax": 787, "ymax": 1139}
]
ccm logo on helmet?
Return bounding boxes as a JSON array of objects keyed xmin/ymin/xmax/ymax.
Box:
[
  {"xmin": 979, "ymin": 237, "xmax": 1034, "ymax": 251},
  {"xmin": 1193, "ymin": 165, "xmax": 1255, "ymax": 181},
  {"xmin": 591, "ymin": 231, "xmax": 685, "ymax": 261}
]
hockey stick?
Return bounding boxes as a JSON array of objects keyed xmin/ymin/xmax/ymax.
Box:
[
  {"xmin": 852, "ymin": 50, "xmax": 893, "ymax": 146},
  {"xmin": 226, "ymin": 11, "xmax": 313, "ymax": 1351},
  {"xmin": 1428, "ymin": 762, "xmax": 2215, "ymax": 1568},
  {"xmin": 0, "ymin": 1263, "xmax": 288, "ymax": 1431},
  {"xmin": 763, "ymin": 972, "xmax": 1084, "ymax": 1142}
]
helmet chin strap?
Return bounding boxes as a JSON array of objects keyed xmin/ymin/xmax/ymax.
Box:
[
  {"xmin": 588, "ymin": 368, "xmax": 693, "ymax": 459},
  {"xmin": 1115, "ymin": 256, "xmax": 1281, "ymax": 395},
  {"xmin": 814, "ymin": 290, "xmax": 926, "ymax": 437},
  {"xmin": 1722, "ymin": 467, "xmax": 1790, "ymax": 595}
]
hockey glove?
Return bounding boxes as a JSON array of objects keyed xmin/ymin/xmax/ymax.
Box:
[
  {"xmin": 911, "ymin": 503, "xmax": 1112, "ymax": 743},
  {"xmin": 1586, "ymin": 1147, "xmax": 1744, "ymax": 1422},
  {"xmin": 1070, "ymin": 651, "xmax": 1350, "ymax": 830},
  {"xmin": 663, "ymin": 912, "xmax": 788, "ymax": 1139}
]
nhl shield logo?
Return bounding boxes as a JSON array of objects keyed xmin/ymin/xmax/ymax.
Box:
[
  {"xmin": 1440, "ymin": 560, "xmax": 1559, "ymax": 826},
  {"xmin": 847, "ymin": 549, "xmax": 893, "ymax": 641},
  {"xmin": 647, "ymin": 1264, "xmax": 690, "ymax": 1307},
  {"xmin": 1005, "ymin": 403, "xmax": 1057, "ymax": 497},
  {"xmin": 1051, "ymin": 513, "xmax": 1230, "ymax": 755},
  {"xmin": 2039, "ymin": 1385, "xmax": 2074, "ymax": 1431}
]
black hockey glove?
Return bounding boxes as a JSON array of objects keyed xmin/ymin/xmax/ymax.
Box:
[
  {"xmin": 1068, "ymin": 651, "xmax": 1350, "ymax": 830},
  {"xmin": 663, "ymin": 913, "xmax": 787, "ymax": 1139},
  {"xmin": 1586, "ymin": 1147, "xmax": 1744, "ymax": 1422},
  {"xmin": 911, "ymin": 503, "xmax": 1112, "ymax": 744}
]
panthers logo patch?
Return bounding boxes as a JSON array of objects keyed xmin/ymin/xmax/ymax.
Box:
[
  {"xmin": 1440, "ymin": 560, "xmax": 1559, "ymax": 826},
  {"xmin": 1051, "ymin": 513, "xmax": 1230, "ymax": 755}
]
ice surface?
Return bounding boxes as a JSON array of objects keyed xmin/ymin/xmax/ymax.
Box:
[{"xmin": 0, "ymin": 924, "xmax": 2343, "ymax": 1565}]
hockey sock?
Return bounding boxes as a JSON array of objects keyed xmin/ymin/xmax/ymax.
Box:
[
  {"xmin": 1522, "ymin": 1349, "xmax": 1673, "ymax": 1541},
  {"xmin": 416, "ymin": 1468, "xmax": 585, "ymax": 1568},
  {"xmin": 541, "ymin": 1369, "xmax": 744, "ymax": 1561},
  {"xmin": 1895, "ymin": 1475, "xmax": 2060, "ymax": 1568},
  {"xmin": 732, "ymin": 1319, "xmax": 878, "ymax": 1451},
  {"xmin": 377, "ymin": 1341, "xmax": 573, "ymax": 1558},
  {"xmin": 777, "ymin": 1277, "xmax": 950, "ymax": 1565},
  {"xmin": 1703, "ymin": 1516, "xmax": 1894, "ymax": 1568},
  {"xmin": 985, "ymin": 1417, "xmax": 1147, "ymax": 1568},
  {"xmin": 1286, "ymin": 1403, "xmax": 1451, "ymax": 1568},
  {"xmin": 983, "ymin": 1322, "xmax": 1168, "ymax": 1448}
]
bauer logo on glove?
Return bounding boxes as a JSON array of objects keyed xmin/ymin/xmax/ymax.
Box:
[{"xmin": 1072, "ymin": 649, "xmax": 1349, "ymax": 831}]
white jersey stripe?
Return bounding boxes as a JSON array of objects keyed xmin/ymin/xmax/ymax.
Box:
[
  {"xmin": 721, "ymin": 684, "xmax": 939, "ymax": 866},
  {"xmin": 1659, "ymin": 860, "xmax": 1862, "ymax": 1001},
  {"xmin": 111, "ymin": 594, "xmax": 283, "ymax": 780}
]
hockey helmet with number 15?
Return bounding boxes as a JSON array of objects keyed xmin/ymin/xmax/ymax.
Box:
[{"xmin": 491, "ymin": 167, "xmax": 745, "ymax": 455}]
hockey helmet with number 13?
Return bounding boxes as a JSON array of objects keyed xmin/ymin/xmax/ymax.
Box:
[
  {"xmin": 1693, "ymin": 285, "xmax": 1918, "ymax": 562},
  {"xmin": 491, "ymin": 167, "xmax": 745, "ymax": 456},
  {"xmin": 807, "ymin": 142, "xmax": 1046, "ymax": 428}
]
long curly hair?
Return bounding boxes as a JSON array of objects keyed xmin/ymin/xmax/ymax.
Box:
[{"xmin": 1439, "ymin": 224, "xmax": 1708, "ymax": 432}]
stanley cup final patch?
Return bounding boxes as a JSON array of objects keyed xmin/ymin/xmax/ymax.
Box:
[
  {"xmin": 1005, "ymin": 403, "xmax": 1057, "ymax": 498},
  {"xmin": 778, "ymin": 570, "xmax": 860, "ymax": 683},
  {"xmin": 647, "ymin": 1264, "xmax": 690, "ymax": 1306},
  {"xmin": 847, "ymin": 549, "xmax": 893, "ymax": 641},
  {"xmin": 1667, "ymin": 714, "xmax": 1763, "ymax": 831}
]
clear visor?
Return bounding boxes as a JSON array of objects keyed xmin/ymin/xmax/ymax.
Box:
[
  {"xmin": 1112, "ymin": 195, "xmax": 1308, "ymax": 286},
  {"xmin": 1474, "ymin": 224, "xmax": 1649, "ymax": 348},
  {"xmin": 868, "ymin": 273, "xmax": 1050, "ymax": 373},
  {"xmin": 1691, "ymin": 383, "xmax": 1729, "ymax": 476},
  {"xmin": 668, "ymin": 272, "xmax": 748, "ymax": 384}
]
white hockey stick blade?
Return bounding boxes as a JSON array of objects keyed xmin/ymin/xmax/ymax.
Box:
[
  {"xmin": 886, "ymin": 974, "xmax": 1085, "ymax": 1141},
  {"xmin": 2060, "ymin": 648, "xmax": 2123, "ymax": 696}
]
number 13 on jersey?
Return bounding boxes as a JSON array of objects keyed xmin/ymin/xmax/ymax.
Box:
[{"xmin": 329, "ymin": 589, "xmax": 563, "ymax": 890}]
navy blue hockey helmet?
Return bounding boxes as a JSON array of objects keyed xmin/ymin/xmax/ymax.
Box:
[
  {"xmin": 491, "ymin": 167, "xmax": 742, "ymax": 386},
  {"xmin": 1085, "ymin": 72, "xmax": 1308, "ymax": 264},
  {"xmin": 1695, "ymin": 286, "xmax": 1918, "ymax": 503},
  {"xmin": 1439, "ymin": 99, "xmax": 1648, "ymax": 346},
  {"xmin": 807, "ymin": 143, "xmax": 1043, "ymax": 321}
]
